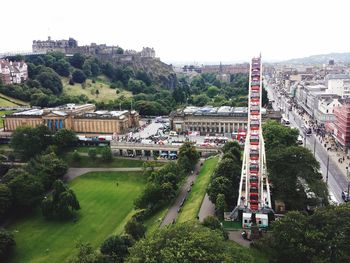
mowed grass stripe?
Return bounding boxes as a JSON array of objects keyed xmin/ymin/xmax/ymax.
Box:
[
  {"xmin": 9, "ymin": 171, "xmax": 146, "ymax": 263},
  {"xmin": 177, "ymin": 156, "xmax": 219, "ymax": 223}
]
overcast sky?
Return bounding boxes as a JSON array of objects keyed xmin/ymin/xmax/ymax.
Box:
[{"xmin": 1, "ymin": 0, "xmax": 349, "ymax": 63}]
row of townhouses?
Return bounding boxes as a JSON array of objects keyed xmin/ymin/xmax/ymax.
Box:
[{"xmin": 0, "ymin": 59, "xmax": 28, "ymax": 85}]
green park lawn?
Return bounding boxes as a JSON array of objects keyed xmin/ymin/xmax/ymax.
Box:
[
  {"xmin": 9, "ymin": 171, "xmax": 147, "ymax": 263},
  {"xmin": 177, "ymin": 156, "xmax": 219, "ymax": 223},
  {"xmin": 62, "ymin": 76, "xmax": 132, "ymax": 103}
]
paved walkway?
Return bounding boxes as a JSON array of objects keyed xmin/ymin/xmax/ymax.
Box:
[
  {"xmin": 228, "ymin": 230, "xmax": 251, "ymax": 247},
  {"xmin": 294, "ymin": 108, "xmax": 350, "ymax": 180},
  {"xmin": 64, "ymin": 167, "xmax": 145, "ymax": 181},
  {"xmin": 198, "ymin": 193, "xmax": 215, "ymax": 222},
  {"xmin": 161, "ymin": 160, "xmax": 203, "ymax": 226}
]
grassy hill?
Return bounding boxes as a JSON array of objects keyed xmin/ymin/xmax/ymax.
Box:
[
  {"xmin": 0, "ymin": 93, "xmax": 28, "ymax": 106},
  {"xmin": 62, "ymin": 76, "xmax": 132, "ymax": 103}
]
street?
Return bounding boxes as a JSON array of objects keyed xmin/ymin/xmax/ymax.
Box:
[{"xmin": 266, "ymin": 84, "xmax": 347, "ymax": 204}]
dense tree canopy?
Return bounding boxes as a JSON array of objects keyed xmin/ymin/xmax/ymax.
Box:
[
  {"xmin": 5, "ymin": 169, "xmax": 44, "ymax": 209},
  {"xmin": 262, "ymin": 120, "xmax": 299, "ymax": 151},
  {"xmin": 263, "ymin": 120, "xmax": 328, "ymax": 210},
  {"xmin": 177, "ymin": 142, "xmax": 200, "ymax": 173},
  {"xmin": 36, "ymin": 69, "xmax": 63, "ymax": 95},
  {"xmin": 42, "ymin": 179, "xmax": 80, "ymax": 220},
  {"xmin": 0, "ymin": 184, "xmax": 11, "ymax": 219},
  {"xmin": 72, "ymin": 69, "xmax": 87, "ymax": 83},
  {"xmin": 10, "ymin": 125, "xmax": 53, "ymax": 160},
  {"xmin": 100, "ymin": 235, "xmax": 133, "ymax": 262},
  {"xmin": 256, "ymin": 204, "xmax": 350, "ymax": 263},
  {"xmin": 0, "ymin": 228, "xmax": 15, "ymax": 260},
  {"xmin": 208, "ymin": 141, "xmax": 241, "ymax": 209},
  {"xmin": 126, "ymin": 222, "xmax": 253, "ymax": 263},
  {"xmin": 27, "ymin": 152, "xmax": 68, "ymax": 190}
]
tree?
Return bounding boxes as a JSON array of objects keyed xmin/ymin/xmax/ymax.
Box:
[
  {"xmin": 73, "ymin": 150, "xmax": 81, "ymax": 162},
  {"xmin": 101, "ymin": 147, "xmax": 112, "ymax": 162},
  {"xmin": 70, "ymin": 242, "xmax": 101, "ymax": 263},
  {"xmin": 36, "ymin": 69, "xmax": 63, "ymax": 95},
  {"xmin": 82, "ymin": 61, "xmax": 92, "ymax": 77},
  {"xmin": 124, "ymin": 219, "xmax": 146, "ymax": 241},
  {"xmin": 202, "ymin": 215, "xmax": 228, "ymax": 239},
  {"xmin": 257, "ymin": 205, "xmax": 350, "ymax": 263},
  {"xmin": 88, "ymin": 149, "xmax": 97, "ymax": 160},
  {"xmin": 267, "ymin": 146, "xmax": 328, "ymax": 210},
  {"xmin": 72, "ymin": 69, "xmax": 87, "ymax": 84},
  {"xmin": 100, "ymin": 235, "xmax": 133, "ymax": 261},
  {"xmin": 42, "ymin": 179, "xmax": 80, "ymax": 220},
  {"xmin": 262, "ymin": 120, "xmax": 299, "ymax": 151},
  {"xmin": 216, "ymin": 193, "xmax": 226, "ymax": 220},
  {"xmin": 0, "ymin": 228, "xmax": 15, "ymax": 260},
  {"xmin": 128, "ymin": 79, "xmax": 146, "ymax": 94},
  {"xmin": 90, "ymin": 63, "xmax": 100, "ymax": 77},
  {"xmin": 6, "ymin": 169, "xmax": 44, "ymax": 209},
  {"xmin": 10, "ymin": 125, "xmax": 53, "ymax": 160},
  {"xmin": 53, "ymin": 59, "xmax": 70, "ymax": 77},
  {"xmin": 126, "ymin": 221, "xmax": 253, "ymax": 263},
  {"xmin": 27, "ymin": 152, "xmax": 68, "ymax": 190},
  {"xmin": 192, "ymin": 94, "xmax": 210, "ymax": 106},
  {"xmin": 207, "ymin": 85, "xmax": 220, "ymax": 98},
  {"xmin": 177, "ymin": 142, "xmax": 200, "ymax": 173},
  {"xmin": 202, "ymin": 215, "xmax": 222, "ymax": 230},
  {"xmin": 207, "ymin": 176, "xmax": 232, "ymax": 205},
  {"xmin": 222, "ymin": 141, "xmax": 241, "ymax": 161},
  {"xmin": 262, "ymin": 85, "xmax": 268, "ymax": 106},
  {"xmin": 54, "ymin": 128, "xmax": 77, "ymax": 153},
  {"xmin": 0, "ymin": 184, "xmax": 11, "ymax": 219},
  {"xmin": 69, "ymin": 53, "xmax": 85, "ymax": 69}
]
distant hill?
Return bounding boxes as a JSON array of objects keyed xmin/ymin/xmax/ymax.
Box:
[{"xmin": 280, "ymin": 52, "xmax": 350, "ymax": 65}]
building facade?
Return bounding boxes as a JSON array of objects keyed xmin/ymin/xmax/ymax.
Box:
[
  {"xmin": 326, "ymin": 74, "xmax": 350, "ymax": 98},
  {"xmin": 0, "ymin": 59, "xmax": 28, "ymax": 84},
  {"xmin": 4, "ymin": 104, "xmax": 139, "ymax": 135},
  {"xmin": 170, "ymin": 106, "xmax": 281, "ymax": 134},
  {"xmin": 314, "ymin": 96, "xmax": 341, "ymax": 124},
  {"xmin": 32, "ymin": 36, "xmax": 156, "ymax": 59},
  {"xmin": 333, "ymin": 99, "xmax": 350, "ymax": 150}
]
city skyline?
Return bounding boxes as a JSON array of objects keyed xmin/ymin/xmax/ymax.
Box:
[{"xmin": 2, "ymin": 0, "xmax": 350, "ymax": 63}]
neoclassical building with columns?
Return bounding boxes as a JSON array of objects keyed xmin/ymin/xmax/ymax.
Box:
[
  {"xmin": 170, "ymin": 106, "xmax": 281, "ymax": 134},
  {"xmin": 4, "ymin": 104, "xmax": 139, "ymax": 135}
]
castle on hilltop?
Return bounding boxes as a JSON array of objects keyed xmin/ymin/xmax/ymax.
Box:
[{"xmin": 32, "ymin": 36, "xmax": 156, "ymax": 59}]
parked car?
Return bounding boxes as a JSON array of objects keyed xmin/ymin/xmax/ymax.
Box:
[{"xmin": 342, "ymin": 191, "xmax": 350, "ymax": 202}]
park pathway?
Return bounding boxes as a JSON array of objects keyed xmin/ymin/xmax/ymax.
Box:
[
  {"xmin": 161, "ymin": 159, "xmax": 203, "ymax": 226},
  {"xmin": 198, "ymin": 193, "xmax": 216, "ymax": 222}
]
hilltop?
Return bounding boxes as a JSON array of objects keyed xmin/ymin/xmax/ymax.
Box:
[{"xmin": 280, "ymin": 52, "xmax": 350, "ymax": 64}]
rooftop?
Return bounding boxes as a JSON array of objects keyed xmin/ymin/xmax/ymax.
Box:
[{"xmin": 176, "ymin": 105, "xmax": 268, "ymax": 117}]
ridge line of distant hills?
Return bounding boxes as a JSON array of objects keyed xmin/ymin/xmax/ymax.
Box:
[{"xmin": 278, "ymin": 52, "xmax": 350, "ymax": 64}]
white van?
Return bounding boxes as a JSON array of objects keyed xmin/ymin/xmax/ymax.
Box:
[
  {"xmin": 281, "ymin": 117, "xmax": 290, "ymax": 127},
  {"xmin": 297, "ymin": 135, "xmax": 303, "ymax": 145}
]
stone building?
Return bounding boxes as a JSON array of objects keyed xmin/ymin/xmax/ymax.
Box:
[
  {"xmin": 32, "ymin": 36, "xmax": 156, "ymax": 59},
  {"xmin": 4, "ymin": 104, "xmax": 139, "ymax": 135},
  {"xmin": 170, "ymin": 106, "xmax": 281, "ymax": 135},
  {"xmin": 0, "ymin": 59, "xmax": 28, "ymax": 84},
  {"xmin": 32, "ymin": 36, "xmax": 78, "ymax": 53}
]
